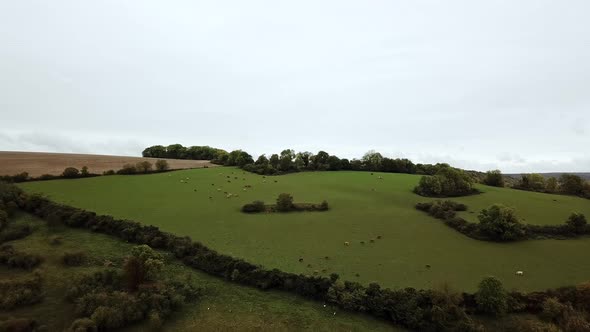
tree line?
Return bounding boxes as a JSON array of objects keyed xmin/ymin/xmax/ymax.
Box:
[{"xmin": 416, "ymin": 200, "xmax": 589, "ymax": 241}]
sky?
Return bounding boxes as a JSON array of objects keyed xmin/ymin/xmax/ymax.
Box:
[{"xmin": 1, "ymin": 1, "xmax": 589, "ymax": 173}]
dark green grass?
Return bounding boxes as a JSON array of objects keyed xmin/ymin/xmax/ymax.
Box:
[
  {"xmin": 0, "ymin": 213, "xmax": 397, "ymax": 331},
  {"xmin": 19, "ymin": 168, "xmax": 590, "ymax": 292}
]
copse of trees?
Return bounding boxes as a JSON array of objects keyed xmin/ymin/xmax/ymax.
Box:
[
  {"xmin": 512, "ymin": 173, "xmax": 590, "ymax": 199},
  {"xmin": 142, "ymin": 144, "xmax": 228, "ymax": 162},
  {"xmin": 414, "ymin": 166, "xmax": 477, "ymax": 197},
  {"xmin": 484, "ymin": 170, "xmax": 504, "ymax": 187},
  {"xmin": 478, "ymin": 204, "xmax": 526, "ymax": 241}
]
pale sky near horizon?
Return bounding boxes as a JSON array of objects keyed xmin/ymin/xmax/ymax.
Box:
[{"xmin": 1, "ymin": 1, "xmax": 589, "ymax": 173}]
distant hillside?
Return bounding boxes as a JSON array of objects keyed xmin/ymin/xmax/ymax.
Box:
[{"xmin": 506, "ymin": 172, "xmax": 590, "ymax": 180}]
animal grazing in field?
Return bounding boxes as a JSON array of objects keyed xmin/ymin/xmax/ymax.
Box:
[
  {"xmin": 360, "ymin": 241, "xmax": 365, "ymax": 245},
  {"xmin": 516, "ymin": 271, "xmax": 524, "ymax": 276},
  {"xmin": 324, "ymin": 256, "xmax": 329, "ymax": 260},
  {"xmin": 377, "ymin": 235, "xmax": 382, "ymax": 239},
  {"xmin": 344, "ymin": 241, "xmax": 350, "ymax": 246},
  {"xmin": 378, "ymin": 176, "xmax": 383, "ymax": 179},
  {"xmin": 425, "ymin": 264, "xmax": 431, "ymax": 269},
  {"xmin": 370, "ymin": 239, "xmax": 375, "ymax": 243},
  {"xmin": 307, "ymin": 264, "xmax": 312, "ymax": 268},
  {"xmin": 298, "ymin": 258, "xmax": 303, "ymax": 262}
]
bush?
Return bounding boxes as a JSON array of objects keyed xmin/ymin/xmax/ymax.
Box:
[
  {"xmin": 414, "ymin": 167, "xmax": 475, "ymax": 197},
  {"xmin": 276, "ymin": 193, "xmax": 294, "ymax": 212},
  {"xmin": 67, "ymin": 318, "xmax": 97, "ymax": 332},
  {"xmin": 0, "ymin": 318, "xmax": 39, "ymax": 332},
  {"xmin": 62, "ymin": 167, "xmax": 80, "ymax": 178},
  {"xmin": 241, "ymin": 201, "xmax": 265, "ymax": 213},
  {"xmin": 0, "ymin": 273, "xmax": 44, "ymax": 309},
  {"xmin": 475, "ymin": 276, "xmax": 507, "ymax": 315},
  {"xmin": 117, "ymin": 164, "xmax": 137, "ymax": 175},
  {"xmin": 484, "ymin": 170, "xmax": 504, "ymax": 187},
  {"xmin": 155, "ymin": 160, "xmax": 169, "ymax": 171},
  {"xmin": 135, "ymin": 161, "xmax": 153, "ymax": 173},
  {"xmin": 541, "ymin": 297, "xmax": 566, "ymax": 322},
  {"xmin": 63, "ymin": 251, "xmax": 86, "ymax": 266},
  {"xmin": 103, "ymin": 170, "xmax": 116, "ymax": 176},
  {"xmin": 0, "ymin": 245, "xmax": 43, "ymax": 270},
  {"xmin": 80, "ymin": 166, "xmax": 90, "ymax": 177},
  {"xmin": 0, "ymin": 209, "xmax": 7, "ymax": 231},
  {"xmin": 566, "ymin": 212, "xmax": 587, "ymax": 233},
  {"xmin": 319, "ymin": 200, "xmax": 329, "ymax": 211},
  {"xmin": 478, "ymin": 204, "xmax": 525, "ymax": 241},
  {"xmin": 123, "ymin": 245, "xmax": 164, "ymax": 290}
]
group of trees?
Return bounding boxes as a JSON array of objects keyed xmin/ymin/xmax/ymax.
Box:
[
  {"xmin": 416, "ymin": 200, "xmax": 589, "ymax": 241},
  {"xmin": 142, "ymin": 144, "xmax": 226, "ymax": 161},
  {"xmin": 414, "ymin": 166, "xmax": 477, "ymax": 197},
  {"xmin": 486, "ymin": 170, "xmax": 590, "ymax": 199},
  {"xmin": 242, "ymin": 194, "xmax": 329, "ymax": 213}
]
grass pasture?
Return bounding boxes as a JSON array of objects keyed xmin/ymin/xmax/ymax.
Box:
[{"xmin": 19, "ymin": 168, "xmax": 590, "ymax": 292}]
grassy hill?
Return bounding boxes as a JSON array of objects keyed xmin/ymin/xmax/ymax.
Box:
[
  {"xmin": 0, "ymin": 213, "xmax": 397, "ymax": 331},
  {"xmin": 19, "ymin": 167, "xmax": 590, "ymax": 292}
]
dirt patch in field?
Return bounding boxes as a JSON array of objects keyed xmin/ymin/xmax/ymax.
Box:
[{"xmin": 0, "ymin": 151, "xmax": 218, "ymax": 177}]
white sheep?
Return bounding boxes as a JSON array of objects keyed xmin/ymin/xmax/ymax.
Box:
[
  {"xmin": 516, "ymin": 271, "xmax": 524, "ymax": 276},
  {"xmin": 344, "ymin": 241, "xmax": 350, "ymax": 246}
]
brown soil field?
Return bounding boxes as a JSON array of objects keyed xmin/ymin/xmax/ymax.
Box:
[{"xmin": 0, "ymin": 151, "xmax": 217, "ymax": 177}]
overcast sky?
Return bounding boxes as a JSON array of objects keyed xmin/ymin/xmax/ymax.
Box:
[{"xmin": 1, "ymin": 1, "xmax": 589, "ymax": 173}]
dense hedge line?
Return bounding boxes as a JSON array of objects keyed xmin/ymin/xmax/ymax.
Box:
[
  {"xmin": 0, "ymin": 272, "xmax": 43, "ymax": 310},
  {"xmin": 242, "ymin": 194, "xmax": 329, "ymax": 213},
  {"xmin": 0, "ymin": 244, "xmax": 43, "ymax": 270},
  {"xmin": 416, "ymin": 201, "xmax": 590, "ymax": 241}
]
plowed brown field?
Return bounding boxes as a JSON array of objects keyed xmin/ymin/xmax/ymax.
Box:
[{"xmin": 0, "ymin": 151, "xmax": 217, "ymax": 176}]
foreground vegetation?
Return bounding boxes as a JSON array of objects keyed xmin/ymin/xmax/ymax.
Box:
[
  {"xmin": 0, "ymin": 213, "xmax": 398, "ymax": 331},
  {"xmin": 19, "ymin": 168, "xmax": 590, "ymax": 292}
]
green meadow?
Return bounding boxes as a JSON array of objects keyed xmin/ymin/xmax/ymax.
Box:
[{"xmin": 20, "ymin": 168, "xmax": 590, "ymax": 292}]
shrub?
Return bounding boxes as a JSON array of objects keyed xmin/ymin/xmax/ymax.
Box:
[
  {"xmin": 276, "ymin": 193, "xmax": 294, "ymax": 212},
  {"xmin": 63, "ymin": 251, "xmax": 86, "ymax": 266},
  {"xmin": 123, "ymin": 245, "xmax": 164, "ymax": 290},
  {"xmin": 0, "ymin": 209, "xmax": 7, "ymax": 231},
  {"xmin": 241, "ymin": 201, "xmax": 265, "ymax": 213},
  {"xmin": 67, "ymin": 318, "xmax": 97, "ymax": 332},
  {"xmin": 155, "ymin": 160, "xmax": 169, "ymax": 171},
  {"xmin": 414, "ymin": 167, "xmax": 475, "ymax": 197},
  {"xmin": 135, "ymin": 161, "xmax": 153, "ymax": 173},
  {"xmin": 0, "ymin": 273, "xmax": 44, "ymax": 309},
  {"xmin": 319, "ymin": 200, "xmax": 329, "ymax": 211},
  {"xmin": 484, "ymin": 170, "xmax": 504, "ymax": 187},
  {"xmin": 80, "ymin": 166, "xmax": 90, "ymax": 177},
  {"xmin": 0, "ymin": 245, "xmax": 43, "ymax": 270},
  {"xmin": 117, "ymin": 164, "xmax": 137, "ymax": 175},
  {"xmin": 0, "ymin": 318, "xmax": 39, "ymax": 332},
  {"xmin": 566, "ymin": 212, "xmax": 587, "ymax": 233},
  {"xmin": 0, "ymin": 224, "xmax": 33, "ymax": 243},
  {"xmin": 541, "ymin": 297, "xmax": 566, "ymax": 322},
  {"xmin": 475, "ymin": 276, "xmax": 507, "ymax": 315},
  {"xmin": 103, "ymin": 170, "xmax": 116, "ymax": 176},
  {"xmin": 62, "ymin": 167, "xmax": 80, "ymax": 178},
  {"xmin": 478, "ymin": 204, "xmax": 525, "ymax": 241}
]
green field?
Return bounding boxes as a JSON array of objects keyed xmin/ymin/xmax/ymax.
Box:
[
  {"xmin": 19, "ymin": 168, "xmax": 590, "ymax": 292},
  {"xmin": 0, "ymin": 213, "xmax": 397, "ymax": 331}
]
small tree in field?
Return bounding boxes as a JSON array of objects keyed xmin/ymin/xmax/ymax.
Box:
[
  {"xmin": 566, "ymin": 212, "xmax": 587, "ymax": 233},
  {"xmin": 62, "ymin": 167, "xmax": 80, "ymax": 178},
  {"xmin": 475, "ymin": 276, "xmax": 507, "ymax": 315},
  {"xmin": 155, "ymin": 159, "xmax": 169, "ymax": 171},
  {"xmin": 136, "ymin": 161, "xmax": 153, "ymax": 173},
  {"xmin": 484, "ymin": 170, "xmax": 504, "ymax": 187},
  {"xmin": 123, "ymin": 245, "xmax": 163, "ymax": 291},
  {"xmin": 276, "ymin": 193, "xmax": 294, "ymax": 212},
  {"xmin": 80, "ymin": 166, "xmax": 90, "ymax": 177},
  {"xmin": 478, "ymin": 204, "xmax": 525, "ymax": 241}
]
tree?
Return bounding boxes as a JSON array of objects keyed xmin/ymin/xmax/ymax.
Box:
[
  {"xmin": 327, "ymin": 155, "xmax": 342, "ymax": 171},
  {"xmin": 478, "ymin": 204, "xmax": 525, "ymax": 241},
  {"xmin": 414, "ymin": 167, "xmax": 474, "ymax": 197},
  {"xmin": 566, "ymin": 212, "xmax": 587, "ymax": 233},
  {"xmin": 518, "ymin": 174, "xmax": 545, "ymax": 191},
  {"xmin": 135, "ymin": 161, "xmax": 153, "ymax": 173},
  {"xmin": 269, "ymin": 154, "xmax": 280, "ymax": 169},
  {"xmin": 475, "ymin": 276, "xmax": 507, "ymax": 315},
  {"xmin": 295, "ymin": 152, "xmax": 313, "ymax": 169},
  {"xmin": 165, "ymin": 144, "xmax": 187, "ymax": 159},
  {"xmin": 155, "ymin": 160, "xmax": 169, "ymax": 171},
  {"xmin": 362, "ymin": 150, "xmax": 383, "ymax": 170},
  {"xmin": 559, "ymin": 174, "xmax": 585, "ymax": 195},
  {"xmin": 62, "ymin": 167, "xmax": 80, "ymax": 178},
  {"xmin": 279, "ymin": 149, "xmax": 295, "ymax": 171},
  {"xmin": 546, "ymin": 177, "xmax": 558, "ymax": 193},
  {"xmin": 255, "ymin": 155, "xmax": 269, "ymax": 166},
  {"xmin": 142, "ymin": 145, "xmax": 166, "ymax": 158},
  {"xmin": 414, "ymin": 176, "xmax": 442, "ymax": 196},
  {"xmin": 484, "ymin": 170, "xmax": 504, "ymax": 187},
  {"xmin": 117, "ymin": 164, "xmax": 137, "ymax": 175},
  {"xmin": 311, "ymin": 151, "xmax": 330, "ymax": 170},
  {"xmin": 276, "ymin": 193, "xmax": 294, "ymax": 212},
  {"xmin": 124, "ymin": 245, "xmax": 164, "ymax": 290},
  {"xmin": 235, "ymin": 151, "xmax": 254, "ymax": 167},
  {"xmin": 80, "ymin": 166, "xmax": 90, "ymax": 177}
]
